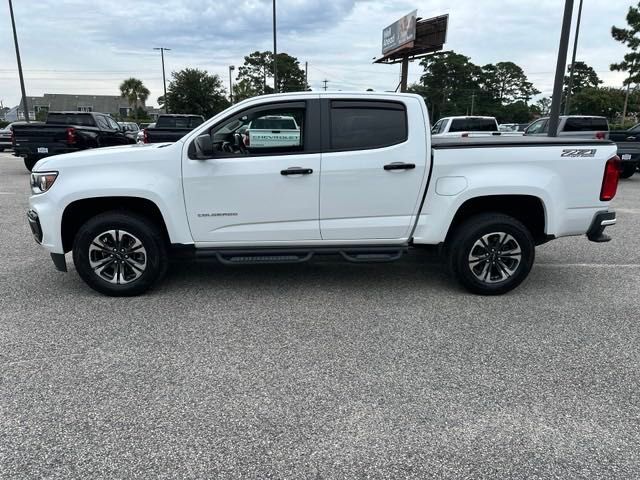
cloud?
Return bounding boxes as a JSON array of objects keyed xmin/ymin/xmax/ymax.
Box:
[{"xmin": 0, "ymin": 0, "xmax": 632, "ymax": 107}]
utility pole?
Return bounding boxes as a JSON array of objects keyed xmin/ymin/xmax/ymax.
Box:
[
  {"xmin": 470, "ymin": 93, "xmax": 476, "ymax": 116},
  {"xmin": 564, "ymin": 0, "xmax": 584, "ymax": 114},
  {"xmin": 228, "ymin": 65, "xmax": 235, "ymax": 104},
  {"xmin": 548, "ymin": 0, "xmax": 574, "ymax": 137},
  {"xmin": 622, "ymin": 77, "xmax": 632, "ymax": 123},
  {"xmin": 272, "ymin": 0, "xmax": 278, "ymax": 93},
  {"xmin": 154, "ymin": 47, "xmax": 171, "ymax": 113},
  {"xmin": 8, "ymin": 0, "xmax": 29, "ymax": 122},
  {"xmin": 322, "ymin": 79, "xmax": 329, "ymax": 91},
  {"xmin": 305, "ymin": 61, "xmax": 308, "ymax": 89},
  {"xmin": 400, "ymin": 56, "xmax": 409, "ymax": 92}
]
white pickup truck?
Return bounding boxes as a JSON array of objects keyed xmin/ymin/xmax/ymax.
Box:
[{"xmin": 27, "ymin": 92, "xmax": 620, "ymax": 297}]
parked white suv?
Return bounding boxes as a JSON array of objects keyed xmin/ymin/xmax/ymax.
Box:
[
  {"xmin": 431, "ymin": 116, "xmax": 499, "ymax": 137},
  {"xmin": 27, "ymin": 92, "xmax": 619, "ymax": 296}
]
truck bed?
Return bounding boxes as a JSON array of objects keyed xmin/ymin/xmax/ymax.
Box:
[{"xmin": 432, "ymin": 136, "xmax": 615, "ymax": 149}]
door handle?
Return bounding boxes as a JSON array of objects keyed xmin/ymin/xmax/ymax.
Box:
[
  {"xmin": 627, "ymin": 136, "xmax": 636, "ymax": 141},
  {"xmin": 384, "ymin": 162, "xmax": 415, "ymax": 171},
  {"xmin": 281, "ymin": 167, "xmax": 313, "ymax": 175}
]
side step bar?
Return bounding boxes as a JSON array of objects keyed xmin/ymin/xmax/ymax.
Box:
[{"xmin": 191, "ymin": 245, "xmax": 407, "ymax": 265}]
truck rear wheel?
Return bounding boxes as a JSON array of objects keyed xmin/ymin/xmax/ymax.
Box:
[
  {"xmin": 72, "ymin": 211, "xmax": 168, "ymax": 296},
  {"xmin": 24, "ymin": 157, "xmax": 38, "ymax": 172},
  {"xmin": 620, "ymin": 164, "xmax": 636, "ymax": 179},
  {"xmin": 447, "ymin": 213, "xmax": 535, "ymax": 295}
]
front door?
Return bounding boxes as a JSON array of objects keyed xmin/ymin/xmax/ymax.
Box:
[
  {"xmin": 182, "ymin": 99, "xmax": 322, "ymax": 244},
  {"xmin": 319, "ymin": 98, "xmax": 429, "ymax": 241}
]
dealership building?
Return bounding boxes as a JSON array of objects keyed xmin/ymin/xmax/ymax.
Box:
[{"xmin": 5, "ymin": 93, "xmax": 162, "ymax": 121}]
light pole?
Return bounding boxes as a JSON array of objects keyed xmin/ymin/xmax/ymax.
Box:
[
  {"xmin": 229, "ymin": 65, "xmax": 235, "ymax": 104},
  {"xmin": 154, "ymin": 47, "xmax": 171, "ymax": 113},
  {"xmin": 548, "ymin": 0, "xmax": 574, "ymax": 137},
  {"xmin": 8, "ymin": 0, "xmax": 29, "ymax": 122},
  {"xmin": 564, "ymin": 0, "xmax": 584, "ymax": 114},
  {"xmin": 273, "ymin": 0, "xmax": 278, "ymax": 93}
]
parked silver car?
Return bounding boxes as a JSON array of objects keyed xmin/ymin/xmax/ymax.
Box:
[{"xmin": 524, "ymin": 116, "xmax": 609, "ymax": 139}]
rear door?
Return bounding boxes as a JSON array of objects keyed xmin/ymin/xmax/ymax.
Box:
[{"xmin": 319, "ymin": 97, "xmax": 429, "ymax": 241}]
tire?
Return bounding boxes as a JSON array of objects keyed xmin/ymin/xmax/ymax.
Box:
[
  {"xmin": 620, "ymin": 164, "xmax": 636, "ymax": 179},
  {"xmin": 0, "ymin": 147, "xmax": 4, "ymax": 152},
  {"xmin": 72, "ymin": 211, "xmax": 168, "ymax": 296},
  {"xmin": 24, "ymin": 157, "xmax": 38, "ymax": 172},
  {"xmin": 447, "ymin": 213, "xmax": 535, "ymax": 295}
]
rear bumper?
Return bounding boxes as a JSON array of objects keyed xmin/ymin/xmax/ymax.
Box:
[{"xmin": 586, "ymin": 211, "xmax": 616, "ymax": 243}]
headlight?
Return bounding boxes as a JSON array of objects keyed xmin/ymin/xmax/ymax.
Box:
[{"xmin": 30, "ymin": 171, "xmax": 58, "ymax": 194}]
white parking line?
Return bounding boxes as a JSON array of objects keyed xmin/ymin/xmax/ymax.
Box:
[{"xmin": 538, "ymin": 263, "xmax": 640, "ymax": 268}]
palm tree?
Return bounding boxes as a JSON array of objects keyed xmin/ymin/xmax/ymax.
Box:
[{"xmin": 119, "ymin": 78, "xmax": 150, "ymax": 121}]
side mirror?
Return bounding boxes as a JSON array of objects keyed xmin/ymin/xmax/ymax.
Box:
[{"xmin": 194, "ymin": 133, "xmax": 214, "ymax": 158}]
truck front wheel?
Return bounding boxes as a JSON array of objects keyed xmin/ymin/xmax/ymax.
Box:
[
  {"xmin": 72, "ymin": 211, "xmax": 168, "ymax": 296},
  {"xmin": 448, "ymin": 213, "xmax": 535, "ymax": 295}
]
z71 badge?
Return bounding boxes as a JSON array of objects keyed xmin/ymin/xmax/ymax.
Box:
[{"xmin": 561, "ymin": 149, "xmax": 597, "ymax": 158}]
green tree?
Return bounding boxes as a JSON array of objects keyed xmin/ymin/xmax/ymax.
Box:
[
  {"xmin": 164, "ymin": 68, "xmax": 230, "ymax": 118},
  {"xmin": 535, "ymin": 97, "xmax": 552, "ymax": 116},
  {"xmin": 119, "ymin": 77, "xmax": 150, "ymax": 121},
  {"xmin": 611, "ymin": 3, "xmax": 640, "ymax": 120},
  {"xmin": 481, "ymin": 61, "xmax": 539, "ymax": 103},
  {"xmin": 409, "ymin": 51, "xmax": 483, "ymax": 120},
  {"xmin": 233, "ymin": 79, "xmax": 259, "ymax": 103},
  {"xmin": 568, "ymin": 87, "xmax": 627, "ymax": 120},
  {"xmin": 237, "ymin": 51, "xmax": 307, "ymax": 95},
  {"xmin": 564, "ymin": 61, "xmax": 602, "ymax": 97}
]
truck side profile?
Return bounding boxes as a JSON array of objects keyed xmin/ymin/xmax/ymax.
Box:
[{"xmin": 27, "ymin": 92, "xmax": 620, "ymax": 296}]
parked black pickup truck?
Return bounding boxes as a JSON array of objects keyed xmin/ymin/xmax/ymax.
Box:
[
  {"xmin": 143, "ymin": 114, "xmax": 205, "ymax": 144},
  {"xmin": 609, "ymin": 123, "xmax": 640, "ymax": 178},
  {"xmin": 12, "ymin": 112, "xmax": 135, "ymax": 171}
]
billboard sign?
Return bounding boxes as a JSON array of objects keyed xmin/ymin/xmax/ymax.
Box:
[{"xmin": 382, "ymin": 10, "xmax": 417, "ymax": 55}]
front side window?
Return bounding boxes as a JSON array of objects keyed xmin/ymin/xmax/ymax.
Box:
[
  {"xmin": 95, "ymin": 115, "xmax": 111, "ymax": 130},
  {"xmin": 192, "ymin": 103, "xmax": 305, "ymax": 158},
  {"xmin": 526, "ymin": 119, "xmax": 548, "ymax": 135},
  {"xmin": 431, "ymin": 119, "xmax": 445, "ymax": 134},
  {"xmin": 330, "ymin": 101, "xmax": 407, "ymax": 151}
]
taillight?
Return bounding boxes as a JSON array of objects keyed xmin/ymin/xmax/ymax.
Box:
[
  {"xmin": 600, "ymin": 155, "xmax": 621, "ymax": 201},
  {"xmin": 595, "ymin": 131, "xmax": 606, "ymax": 140},
  {"xmin": 66, "ymin": 127, "xmax": 76, "ymax": 145},
  {"xmin": 143, "ymin": 128, "xmax": 149, "ymax": 143}
]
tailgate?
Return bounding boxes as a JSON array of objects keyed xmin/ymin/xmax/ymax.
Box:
[{"xmin": 13, "ymin": 125, "xmax": 69, "ymax": 150}]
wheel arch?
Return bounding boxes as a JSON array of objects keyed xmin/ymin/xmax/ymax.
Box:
[
  {"xmin": 61, "ymin": 196, "xmax": 170, "ymax": 253},
  {"xmin": 445, "ymin": 194, "xmax": 548, "ymax": 245}
]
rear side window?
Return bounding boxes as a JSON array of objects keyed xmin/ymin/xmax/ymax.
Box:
[
  {"xmin": 156, "ymin": 116, "xmax": 203, "ymax": 128},
  {"xmin": 564, "ymin": 117, "xmax": 609, "ymax": 132},
  {"xmin": 46, "ymin": 113, "xmax": 96, "ymax": 127},
  {"xmin": 330, "ymin": 100, "xmax": 407, "ymax": 151},
  {"xmin": 449, "ymin": 118, "xmax": 497, "ymax": 132}
]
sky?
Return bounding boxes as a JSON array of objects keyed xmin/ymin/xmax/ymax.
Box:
[{"xmin": 0, "ymin": 0, "xmax": 634, "ymax": 109}]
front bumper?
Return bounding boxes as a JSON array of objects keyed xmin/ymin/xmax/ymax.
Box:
[
  {"xmin": 586, "ymin": 211, "xmax": 616, "ymax": 243},
  {"xmin": 27, "ymin": 209, "xmax": 67, "ymax": 272}
]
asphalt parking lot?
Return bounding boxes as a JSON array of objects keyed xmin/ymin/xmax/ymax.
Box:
[{"xmin": 1, "ymin": 151, "xmax": 639, "ymax": 478}]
